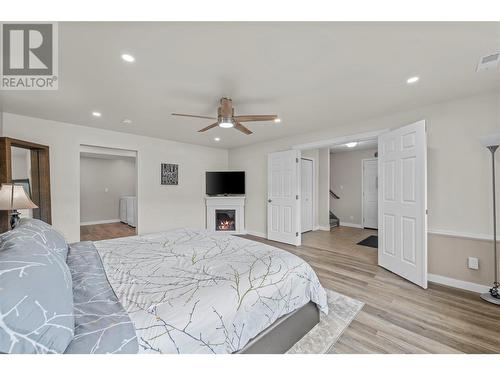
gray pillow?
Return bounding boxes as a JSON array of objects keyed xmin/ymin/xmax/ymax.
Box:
[
  {"xmin": 16, "ymin": 218, "xmax": 69, "ymax": 260},
  {"xmin": 0, "ymin": 223, "xmax": 74, "ymax": 353}
]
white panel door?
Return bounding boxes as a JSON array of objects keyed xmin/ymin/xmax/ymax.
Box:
[
  {"xmin": 267, "ymin": 150, "xmax": 301, "ymax": 245},
  {"xmin": 378, "ymin": 120, "xmax": 427, "ymax": 288},
  {"xmin": 301, "ymin": 158, "xmax": 314, "ymax": 233},
  {"xmin": 362, "ymin": 159, "xmax": 378, "ymax": 229}
]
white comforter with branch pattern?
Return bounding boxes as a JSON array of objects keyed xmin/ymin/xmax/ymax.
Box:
[{"xmin": 94, "ymin": 228, "xmax": 328, "ymax": 354}]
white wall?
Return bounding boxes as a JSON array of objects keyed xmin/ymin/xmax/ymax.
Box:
[
  {"xmin": 229, "ymin": 91, "xmax": 500, "ymax": 238},
  {"xmin": 330, "ymin": 148, "xmax": 378, "ymax": 227},
  {"xmin": 80, "ymin": 156, "xmax": 136, "ymax": 224},
  {"xmin": 1, "ymin": 113, "xmax": 228, "ymax": 243}
]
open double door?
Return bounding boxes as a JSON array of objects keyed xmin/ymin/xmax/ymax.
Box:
[{"xmin": 267, "ymin": 120, "xmax": 427, "ymax": 288}]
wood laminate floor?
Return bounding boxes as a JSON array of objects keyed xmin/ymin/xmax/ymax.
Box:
[
  {"xmin": 244, "ymin": 226, "xmax": 500, "ymax": 354},
  {"xmin": 80, "ymin": 222, "xmax": 136, "ymax": 241}
]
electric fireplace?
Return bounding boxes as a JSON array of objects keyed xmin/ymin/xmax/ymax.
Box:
[{"xmin": 205, "ymin": 196, "xmax": 245, "ymax": 234}]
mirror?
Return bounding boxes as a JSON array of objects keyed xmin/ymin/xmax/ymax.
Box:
[
  {"xmin": 11, "ymin": 147, "xmax": 34, "ymax": 220},
  {"xmin": 0, "ymin": 137, "xmax": 52, "ymax": 232}
]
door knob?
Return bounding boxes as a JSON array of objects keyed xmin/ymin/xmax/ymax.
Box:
[{"xmin": 268, "ymin": 199, "xmax": 272, "ymax": 203}]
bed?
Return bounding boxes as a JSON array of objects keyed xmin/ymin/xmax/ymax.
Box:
[{"xmin": 0, "ymin": 220, "xmax": 328, "ymax": 354}]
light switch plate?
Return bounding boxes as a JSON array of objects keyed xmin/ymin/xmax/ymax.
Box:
[{"xmin": 468, "ymin": 257, "xmax": 479, "ymax": 270}]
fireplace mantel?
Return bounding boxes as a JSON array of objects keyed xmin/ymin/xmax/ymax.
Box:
[{"xmin": 205, "ymin": 196, "xmax": 245, "ymax": 235}]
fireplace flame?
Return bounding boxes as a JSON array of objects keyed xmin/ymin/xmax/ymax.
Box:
[{"xmin": 218, "ymin": 220, "xmax": 234, "ymax": 231}]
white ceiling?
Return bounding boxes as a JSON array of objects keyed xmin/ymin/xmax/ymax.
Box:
[{"xmin": 0, "ymin": 22, "xmax": 499, "ymax": 149}]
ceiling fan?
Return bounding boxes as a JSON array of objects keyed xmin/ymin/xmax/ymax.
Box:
[{"xmin": 172, "ymin": 97, "xmax": 280, "ymax": 135}]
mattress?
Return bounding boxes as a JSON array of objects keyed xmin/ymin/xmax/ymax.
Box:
[{"xmin": 92, "ymin": 228, "xmax": 328, "ymax": 354}]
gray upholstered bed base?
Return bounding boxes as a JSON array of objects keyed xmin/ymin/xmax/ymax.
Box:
[{"xmin": 238, "ymin": 302, "xmax": 320, "ymax": 354}]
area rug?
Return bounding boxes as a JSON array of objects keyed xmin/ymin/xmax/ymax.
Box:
[
  {"xmin": 357, "ymin": 235, "xmax": 378, "ymax": 248},
  {"xmin": 287, "ymin": 289, "xmax": 364, "ymax": 354}
]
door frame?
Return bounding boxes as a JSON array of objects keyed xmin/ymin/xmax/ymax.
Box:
[
  {"xmin": 300, "ymin": 157, "xmax": 315, "ymax": 233},
  {"xmin": 361, "ymin": 157, "xmax": 378, "ymax": 230},
  {"xmin": 78, "ymin": 144, "xmax": 139, "ymax": 240}
]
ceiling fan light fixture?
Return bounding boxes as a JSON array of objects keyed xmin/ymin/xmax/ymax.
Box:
[
  {"xmin": 346, "ymin": 142, "xmax": 358, "ymax": 148},
  {"xmin": 219, "ymin": 119, "xmax": 234, "ymax": 128}
]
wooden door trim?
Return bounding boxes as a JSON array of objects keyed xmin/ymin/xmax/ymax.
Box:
[{"xmin": 0, "ymin": 137, "xmax": 51, "ymax": 233}]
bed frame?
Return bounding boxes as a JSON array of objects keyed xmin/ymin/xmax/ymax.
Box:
[{"xmin": 238, "ymin": 302, "xmax": 320, "ymax": 354}]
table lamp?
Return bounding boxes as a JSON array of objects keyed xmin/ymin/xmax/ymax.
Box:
[{"xmin": 0, "ymin": 183, "xmax": 38, "ymax": 229}]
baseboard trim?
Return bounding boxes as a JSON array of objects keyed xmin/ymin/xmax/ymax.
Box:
[
  {"xmin": 340, "ymin": 222, "xmax": 363, "ymax": 229},
  {"xmin": 318, "ymin": 225, "xmax": 331, "ymax": 231},
  {"xmin": 246, "ymin": 230, "xmax": 267, "ymax": 239},
  {"xmin": 428, "ymin": 273, "xmax": 490, "ymax": 294},
  {"xmin": 80, "ymin": 219, "xmax": 121, "ymax": 226}
]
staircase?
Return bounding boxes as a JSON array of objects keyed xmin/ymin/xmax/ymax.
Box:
[
  {"xmin": 330, "ymin": 211, "xmax": 339, "ymax": 229},
  {"xmin": 329, "ymin": 189, "xmax": 340, "ymax": 229}
]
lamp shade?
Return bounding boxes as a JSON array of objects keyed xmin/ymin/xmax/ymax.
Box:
[
  {"xmin": 479, "ymin": 133, "xmax": 500, "ymax": 147},
  {"xmin": 0, "ymin": 184, "xmax": 38, "ymax": 210}
]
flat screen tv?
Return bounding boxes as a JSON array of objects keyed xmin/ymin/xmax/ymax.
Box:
[{"xmin": 206, "ymin": 171, "xmax": 245, "ymax": 196}]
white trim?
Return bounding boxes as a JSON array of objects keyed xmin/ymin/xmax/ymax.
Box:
[
  {"xmin": 428, "ymin": 228, "xmax": 496, "ymax": 242},
  {"xmin": 318, "ymin": 225, "xmax": 331, "ymax": 231},
  {"xmin": 300, "ymin": 157, "xmax": 315, "ymax": 234},
  {"xmin": 246, "ymin": 230, "xmax": 267, "ymax": 239},
  {"xmin": 428, "ymin": 274, "xmax": 490, "ymax": 294},
  {"xmin": 340, "ymin": 222, "xmax": 363, "ymax": 229},
  {"xmin": 293, "ymin": 129, "xmax": 389, "ymax": 151},
  {"xmin": 361, "ymin": 157, "xmax": 378, "ymax": 231},
  {"xmin": 80, "ymin": 219, "xmax": 121, "ymax": 226}
]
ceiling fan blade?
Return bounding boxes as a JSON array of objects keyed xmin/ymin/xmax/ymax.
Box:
[
  {"xmin": 234, "ymin": 115, "xmax": 278, "ymax": 122},
  {"xmin": 198, "ymin": 122, "xmax": 219, "ymax": 132},
  {"xmin": 172, "ymin": 113, "xmax": 217, "ymax": 120},
  {"xmin": 234, "ymin": 122, "xmax": 253, "ymax": 135}
]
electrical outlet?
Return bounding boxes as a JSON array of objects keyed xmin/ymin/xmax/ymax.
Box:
[{"xmin": 468, "ymin": 257, "xmax": 479, "ymax": 270}]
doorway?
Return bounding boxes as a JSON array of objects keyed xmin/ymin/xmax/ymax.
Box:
[
  {"xmin": 293, "ymin": 121, "xmax": 428, "ymax": 289},
  {"xmin": 301, "ymin": 158, "xmax": 314, "ymax": 233},
  {"xmin": 79, "ymin": 145, "xmax": 138, "ymax": 241}
]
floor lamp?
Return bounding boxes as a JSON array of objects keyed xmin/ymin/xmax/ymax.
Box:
[{"xmin": 479, "ymin": 134, "xmax": 500, "ymax": 305}]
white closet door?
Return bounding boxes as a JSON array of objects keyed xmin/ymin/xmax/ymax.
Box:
[
  {"xmin": 267, "ymin": 150, "xmax": 301, "ymax": 245},
  {"xmin": 378, "ymin": 120, "xmax": 427, "ymax": 288}
]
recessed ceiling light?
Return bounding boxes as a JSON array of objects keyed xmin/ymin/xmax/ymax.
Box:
[
  {"xmin": 122, "ymin": 119, "xmax": 132, "ymax": 125},
  {"xmin": 274, "ymin": 118, "xmax": 282, "ymax": 123},
  {"xmin": 214, "ymin": 137, "xmax": 221, "ymax": 142},
  {"xmin": 121, "ymin": 54, "xmax": 135, "ymax": 63},
  {"xmin": 219, "ymin": 121, "xmax": 234, "ymax": 129},
  {"xmin": 346, "ymin": 142, "xmax": 358, "ymax": 148},
  {"xmin": 92, "ymin": 111, "xmax": 102, "ymax": 117},
  {"xmin": 406, "ymin": 76, "xmax": 419, "ymax": 84}
]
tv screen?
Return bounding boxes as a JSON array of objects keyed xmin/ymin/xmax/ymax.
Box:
[{"xmin": 206, "ymin": 171, "xmax": 245, "ymax": 196}]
